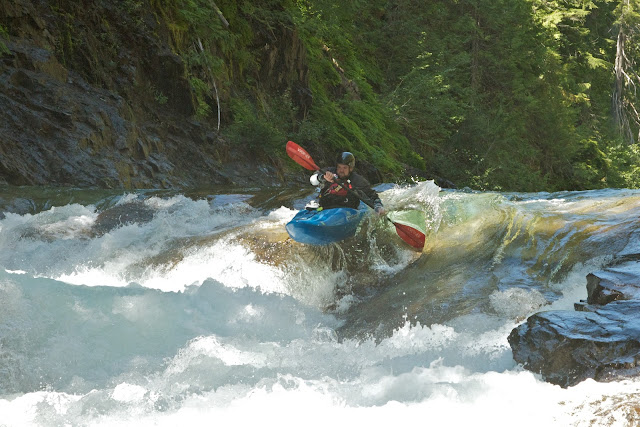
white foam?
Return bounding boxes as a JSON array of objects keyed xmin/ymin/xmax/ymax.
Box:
[
  {"xmin": 490, "ymin": 287, "xmax": 548, "ymax": 319},
  {"xmin": 2, "ymin": 314, "xmax": 640, "ymax": 426},
  {"xmin": 3, "ymin": 186, "xmax": 640, "ymax": 426},
  {"xmin": 112, "ymin": 383, "xmax": 147, "ymax": 403}
]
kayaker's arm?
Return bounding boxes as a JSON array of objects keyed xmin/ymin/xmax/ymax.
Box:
[
  {"xmin": 336, "ymin": 178, "xmax": 386, "ymax": 216},
  {"xmin": 310, "ymin": 170, "xmax": 327, "ymax": 186},
  {"xmin": 365, "ymin": 192, "xmax": 386, "ymax": 216},
  {"xmin": 349, "ymin": 176, "xmax": 385, "ymax": 216},
  {"xmin": 310, "ymin": 169, "xmax": 337, "ymax": 186},
  {"xmin": 373, "ymin": 199, "xmax": 385, "ymax": 216}
]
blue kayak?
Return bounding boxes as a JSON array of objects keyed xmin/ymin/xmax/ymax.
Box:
[{"xmin": 286, "ymin": 203, "xmax": 369, "ymax": 245}]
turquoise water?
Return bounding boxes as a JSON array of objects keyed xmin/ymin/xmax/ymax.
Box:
[{"xmin": 1, "ymin": 182, "xmax": 640, "ymax": 426}]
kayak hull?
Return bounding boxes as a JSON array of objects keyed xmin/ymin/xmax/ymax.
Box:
[{"xmin": 286, "ymin": 205, "xmax": 368, "ymax": 245}]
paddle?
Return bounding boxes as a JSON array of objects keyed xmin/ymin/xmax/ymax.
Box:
[
  {"xmin": 286, "ymin": 140, "xmax": 321, "ymax": 171},
  {"xmin": 285, "ymin": 140, "xmax": 426, "ymax": 250}
]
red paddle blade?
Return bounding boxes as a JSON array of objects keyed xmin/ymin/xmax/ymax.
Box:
[
  {"xmin": 286, "ymin": 140, "xmax": 320, "ymax": 171},
  {"xmin": 393, "ymin": 221, "xmax": 425, "ymax": 250}
]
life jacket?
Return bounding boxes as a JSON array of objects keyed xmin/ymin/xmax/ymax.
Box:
[
  {"xmin": 325, "ymin": 181, "xmax": 350, "ymax": 196},
  {"xmin": 319, "ymin": 179, "xmax": 358, "ymax": 209}
]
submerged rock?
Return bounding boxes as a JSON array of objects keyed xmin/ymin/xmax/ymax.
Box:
[{"xmin": 91, "ymin": 200, "xmax": 156, "ymax": 236}]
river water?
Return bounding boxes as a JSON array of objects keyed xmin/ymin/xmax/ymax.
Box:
[{"xmin": 1, "ymin": 181, "xmax": 640, "ymax": 426}]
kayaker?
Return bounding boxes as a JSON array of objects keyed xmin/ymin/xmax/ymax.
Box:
[{"xmin": 310, "ymin": 152, "xmax": 386, "ymax": 215}]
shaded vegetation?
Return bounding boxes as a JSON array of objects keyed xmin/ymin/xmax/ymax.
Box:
[
  {"xmin": 158, "ymin": 0, "xmax": 640, "ymax": 190},
  {"xmin": 0, "ymin": 24, "xmax": 8, "ymax": 54},
  {"xmin": 4, "ymin": 0, "xmax": 640, "ymax": 190}
]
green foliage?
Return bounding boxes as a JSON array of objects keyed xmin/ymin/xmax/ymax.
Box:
[
  {"xmin": 370, "ymin": 0, "xmax": 640, "ymax": 190},
  {"xmin": 612, "ymin": 0, "xmax": 640, "ymax": 144},
  {"xmin": 605, "ymin": 142, "xmax": 640, "ymax": 187},
  {"xmin": 287, "ymin": 0, "xmax": 421, "ymax": 176},
  {"xmin": 140, "ymin": 0, "xmax": 640, "ymax": 189},
  {"xmin": 0, "ymin": 25, "xmax": 9, "ymax": 54},
  {"xmin": 153, "ymin": 87, "xmax": 168, "ymax": 105},
  {"xmin": 223, "ymin": 98, "xmax": 284, "ymax": 157}
]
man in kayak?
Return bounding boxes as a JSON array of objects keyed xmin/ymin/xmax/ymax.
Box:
[{"xmin": 310, "ymin": 152, "xmax": 386, "ymax": 215}]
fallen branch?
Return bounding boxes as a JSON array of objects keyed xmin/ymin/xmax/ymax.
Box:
[
  {"xmin": 197, "ymin": 38, "xmax": 221, "ymax": 132},
  {"xmin": 210, "ymin": 1, "xmax": 229, "ymax": 28}
]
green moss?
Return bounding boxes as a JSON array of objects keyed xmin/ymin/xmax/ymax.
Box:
[
  {"xmin": 0, "ymin": 25, "xmax": 9, "ymax": 55},
  {"xmin": 28, "ymin": 0, "xmax": 640, "ymax": 189},
  {"xmin": 136, "ymin": 1, "xmax": 427, "ymax": 179},
  {"xmin": 113, "ymin": 0, "xmax": 637, "ymax": 189},
  {"xmin": 222, "ymin": 98, "xmax": 284, "ymax": 158}
]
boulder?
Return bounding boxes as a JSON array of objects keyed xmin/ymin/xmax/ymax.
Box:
[
  {"xmin": 508, "ymin": 299, "xmax": 640, "ymax": 387},
  {"xmin": 509, "ymin": 260, "xmax": 640, "ymax": 387},
  {"xmin": 585, "ymin": 264, "xmax": 640, "ymax": 305}
]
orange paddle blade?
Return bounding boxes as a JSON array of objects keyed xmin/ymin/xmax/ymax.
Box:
[
  {"xmin": 286, "ymin": 141, "xmax": 320, "ymax": 171},
  {"xmin": 392, "ymin": 221, "xmax": 425, "ymax": 250}
]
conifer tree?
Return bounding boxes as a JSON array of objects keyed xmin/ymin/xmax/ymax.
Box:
[{"xmin": 613, "ymin": 0, "xmax": 640, "ymax": 144}]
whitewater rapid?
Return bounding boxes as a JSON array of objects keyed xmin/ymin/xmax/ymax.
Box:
[{"xmin": 2, "ymin": 182, "xmax": 640, "ymax": 426}]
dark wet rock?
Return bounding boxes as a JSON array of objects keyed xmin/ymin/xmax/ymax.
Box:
[
  {"xmin": 0, "ymin": 0, "xmax": 311, "ymax": 190},
  {"xmin": 0, "ymin": 39, "xmax": 234, "ymax": 189},
  {"xmin": 508, "ymin": 300, "xmax": 640, "ymax": 388},
  {"xmin": 509, "ymin": 258, "xmax": 640, "ymax": 387},
  {"xmin": 585, "ymin": 265, "xmax": 640, "ymax": 305},
  {"xmin": 91, "ymin": 200, "xmax": 156, "ymax": 236},
  {"xmin": 0, "ymin": 196, "xmax": 36, "ymax": 219}
]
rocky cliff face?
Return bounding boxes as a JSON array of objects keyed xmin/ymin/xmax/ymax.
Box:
[{"xmin": 0, "ymin": 0, "xmax": 303, "ymax": 189}]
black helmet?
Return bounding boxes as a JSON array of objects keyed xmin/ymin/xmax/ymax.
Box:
[{"xmin": 336, "ymin": 152, "xmax": 355, "ymax": 169}]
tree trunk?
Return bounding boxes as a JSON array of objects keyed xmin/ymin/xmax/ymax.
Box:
[
  {"xmin": 471, "ymin": 2, "xmax": 480, "ymax": 93},
  {"xmin": 612, "ymin": 0, "xmax": 640, "ymax": 145},
  {"xmin": 613, "ymin": 25, "xmax": 632, "ymax": 144}
]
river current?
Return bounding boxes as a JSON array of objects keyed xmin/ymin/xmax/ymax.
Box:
[{"xmin": 1, "ymin": 181, "xmax": 640, "ymax": 426}]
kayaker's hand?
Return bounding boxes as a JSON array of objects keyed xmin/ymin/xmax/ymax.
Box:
[
  {"xmin": 324, "ymin": 171, "xmax": 336, "ymax": 183},
  {"xmin": 375, "ymin": 206, "xmax": 386, "ymax": 216}
]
